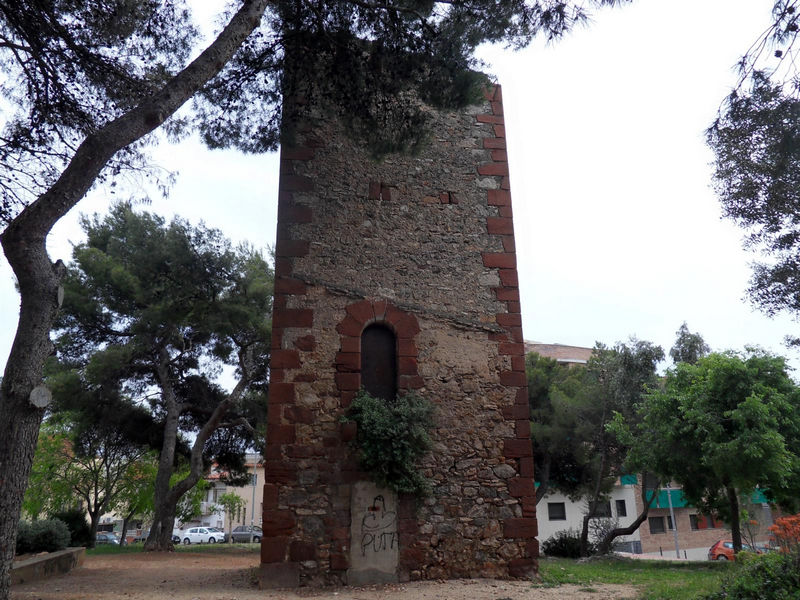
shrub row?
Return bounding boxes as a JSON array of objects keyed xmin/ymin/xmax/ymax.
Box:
[
  {"xmin": 16, "ymin": 519, "xmax": 71, "ymax": 554},
  {"xmin": 541, "ymin": 529, "xmax": 596, "ymax": 558},
  {"xmin": 702, "ymin": 550, "xmax": 800, "ymax": 600},
  {"xmin": 50, "ymin": 508, "xmax": 92, "ymax": 547}
]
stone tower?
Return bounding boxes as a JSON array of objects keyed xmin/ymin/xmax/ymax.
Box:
[{"xmin": 261, "ymin": 85, "xmax": 537, "ymax": 587}]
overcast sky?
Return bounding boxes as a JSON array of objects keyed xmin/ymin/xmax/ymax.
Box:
[{"xmin": 2, "ymin": 0, "xmax": 798, "ymax": 376}]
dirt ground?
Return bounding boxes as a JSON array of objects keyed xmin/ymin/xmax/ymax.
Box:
[{"xmin": 11, "ymin": 551, "xmax": 638, "ymax": 600}]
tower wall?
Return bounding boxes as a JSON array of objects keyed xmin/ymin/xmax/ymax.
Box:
[{"xmin": 262, "ymin": 86, "xmax": 537, "ymax": 586}]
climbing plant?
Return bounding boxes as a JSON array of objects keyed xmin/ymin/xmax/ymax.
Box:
[{"xmin": 341, "ymin": 390, "xmax": 435, "ymax": 497}]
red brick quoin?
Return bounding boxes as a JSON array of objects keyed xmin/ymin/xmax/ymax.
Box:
[{"xmin": 481, "ymin": 85, "xmax": 538, "ymax": 570}]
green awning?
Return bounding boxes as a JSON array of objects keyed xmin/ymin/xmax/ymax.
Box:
[
  {"xmin": 620, "ymin": 474, "xmax": 638, "ymax": 485},
  {"xmin": 645, "ymin": 489, "xmax": 689, "ymax": 508}
]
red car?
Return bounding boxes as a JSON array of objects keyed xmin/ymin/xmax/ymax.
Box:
[{"xmin": 708, "ymin": 539, "xmax": 760, "ymax": 560}]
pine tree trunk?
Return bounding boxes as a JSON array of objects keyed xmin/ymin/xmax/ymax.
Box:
[
  {"xmin": 580, "ymin": 513, "xmax": 593, "ymax": 557},
  {"xmin": 88, "ymin": 510, "xmax": 102, "ymax": 549},
  {"xmin": 144, "ymin": 375, "xmax": 180, "ymax": 551},
  {"xmin": 0, "ymin": 242, "xmax": 63, "ymax": 599}
]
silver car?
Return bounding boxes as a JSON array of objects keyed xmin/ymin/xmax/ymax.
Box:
[{"xmin": 230, "ymin": 525, "xmax": 262, "ymax": 543}]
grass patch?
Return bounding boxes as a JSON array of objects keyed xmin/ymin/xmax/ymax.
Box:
[
  {"xmin": 538, "ymin": 557, "xmax": 734, "ymax": 599},
  {"xmin": 86, "ymin": 542, "xmax": 261, "ymax": 556},
  {"xmin": 86, "ymin": 544, "xmax": 143, "ymax": 556},
  {"xmin": 174, "ymin": 542, "xmax": 260, "ymax": 554}
]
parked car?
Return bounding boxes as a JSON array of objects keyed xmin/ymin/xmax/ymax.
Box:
[
  {"xmin": 708, "ymin": 539, "xmax": 761, "ymax": 560},
  {"xmin": 95, "ymin": 532, "xmax": 121, "ymax": 545},
  {"xmin": 180, "ymin": 527, "xmax": 221, "ymax": 544},
  {"xmin": 131, "ymin": 530, "xmax": 149, "ymax": 543},
  {"xmin": 230, "ymin": 525, "xmax": 262, "ymax": 543},
  {"xmin": 207, "ymin": 527, "xmax": 229, "ymax": 543}
]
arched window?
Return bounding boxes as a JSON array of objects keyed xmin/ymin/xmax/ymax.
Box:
[{"xmin": 361, "ymin": 324, "xmax": 397, "ymax": 401}]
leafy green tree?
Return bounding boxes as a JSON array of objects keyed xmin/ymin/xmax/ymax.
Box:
[
  {"xmin": 527, "ymin": 352, "xmax": 592, "ymax": 503},
  {"xmin": 23, "ymin": 417, "xmax": 149, "ymax": 546},
  {"xmin": 528, "ymin": 340, "xmax": 664, "ymax": 556},
  {"xmin": 573, "ymin": 339, "xmax": 664, "ymax": 556},
  {"xmin": 22, "ymin": 428, "xmax": 76, "ymax": 521},
  {"xmin": 215, "ymin": 492, "xmax": 247, "ymax": 540},
  {"xmin": 174, "ymin": 473, "xmax": 210, "ymax": 527},
  {"xmin": 0, "ymin": 2, "xmax": 270, "ymax": 589},
  {"xmin": 628, "ymin": 349, "xmax": 800, "ymax": 553},
  {"xmin": 0, "ymin": 0, "xmax": 630, "ymax": 593},
  {"xmin": 53, "ymin": 203, "xmax": 272, "ymax": 550},
  {"xmin": 112, "ymin": 454, "xmax": 160, "ymax": 545},
  {"xmin": 670, "ymin": 322, "xmax": 710, "ymax": 366}
]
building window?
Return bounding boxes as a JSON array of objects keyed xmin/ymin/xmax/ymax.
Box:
[
  {"xmin": 667, "ymin": 515, "xmax": 674, "ymax": 530},
  {"xmin": 589, "ymin": 500, "xmax": 612, "ymax": 518},
  {"xmin": 616, "ymin": 499, "xmax": 627, "ymax": 517},
  {"xmin": 361, "ymin": 324, "xmax": 397, "ymax": 401},
  {"xmin": 548, "ymin": 502, "xmax": 567, "ymax": 521},
  {"xmin": 649, "ymin": 516, "xmax": 666, "ymax": 534},
  {"xmin": 691, "ymin": 514, "xmax": 722, "ymax": 530}
]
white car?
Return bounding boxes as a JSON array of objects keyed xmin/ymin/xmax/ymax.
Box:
[{"xmin": 181, "ymin": 527, "xmax": 220, "ymax": 544}]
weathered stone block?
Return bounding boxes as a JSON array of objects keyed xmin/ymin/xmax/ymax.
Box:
[
  {"xmin": 263, "ymin": 511, "xmax": 297, "ymax": 537},
  {"xmin": 290, "ymin": 540, "xmax": 317, "ymax": 561},
  {"xmin": 274, "ymin": 309, "xmax": 313, "ymax": 329},
  {"xmin": 261, "ymin": 536, "xmax": 289, "ymax": 563},
  {"xmin": 503, "ymin": 438, "xmax": 533, "ymax": 458},
  {"xmin": 503, "ymin": 518, "xmax": 538, "ymax": 539}
]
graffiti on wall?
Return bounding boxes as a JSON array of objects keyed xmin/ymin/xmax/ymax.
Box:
[{"xmin": 360, "ymin": 495, "xmax": 397, "ymax": 557}]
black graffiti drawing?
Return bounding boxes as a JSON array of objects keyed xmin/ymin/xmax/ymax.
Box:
[{"xmin": 360, "ymin": 495, "xmax": 397, "ymax": 556}]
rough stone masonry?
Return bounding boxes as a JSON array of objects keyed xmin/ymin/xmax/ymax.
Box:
[{"xmin": 261, "ymin": 85, "xmax": 537, "ymax": 587}]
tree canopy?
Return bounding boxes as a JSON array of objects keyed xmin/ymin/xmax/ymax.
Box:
[
  {"xmin": 528, "ymin": 352, "xmax": 589, "ymax": 504},
  {"xmin": 626, "ymin": 349, "xmax": 800, "ymax": 553},
  {"xmin": 528, "ymin": 338, "xmax": 664, "ymax": 556},
  {"xmin": 0, "ymin": 0, "xmax": 632, "ymax": 221},
  {"xmin": 53, "ymin": 202, "xmax": 272, "ymax": 549},
  {"xmin": 707, "ymin": 1, "xmax": 800, "ymax": 338},
  {"xmin": 669, "ymin": 322, "xmax": 709, "ymax": 366}
]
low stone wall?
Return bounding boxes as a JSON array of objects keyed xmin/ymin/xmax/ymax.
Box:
[{"xmin": 11, "ymin": 547, "xmax": 85, "ymax": 585}]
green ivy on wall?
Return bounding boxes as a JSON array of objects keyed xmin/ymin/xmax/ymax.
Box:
[{"xmin": 341, "ymin": 389, "xmax": 436, "ymax": 497}]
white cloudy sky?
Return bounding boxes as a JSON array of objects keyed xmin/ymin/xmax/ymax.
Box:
[{"xmin": 2, "ymin": 0, "xmax": 798, "ymax": 375}]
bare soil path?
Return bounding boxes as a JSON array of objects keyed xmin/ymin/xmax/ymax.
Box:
[{"xmin": 11, "ymin": 551, "xmax": 638, "ymax": 600}]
